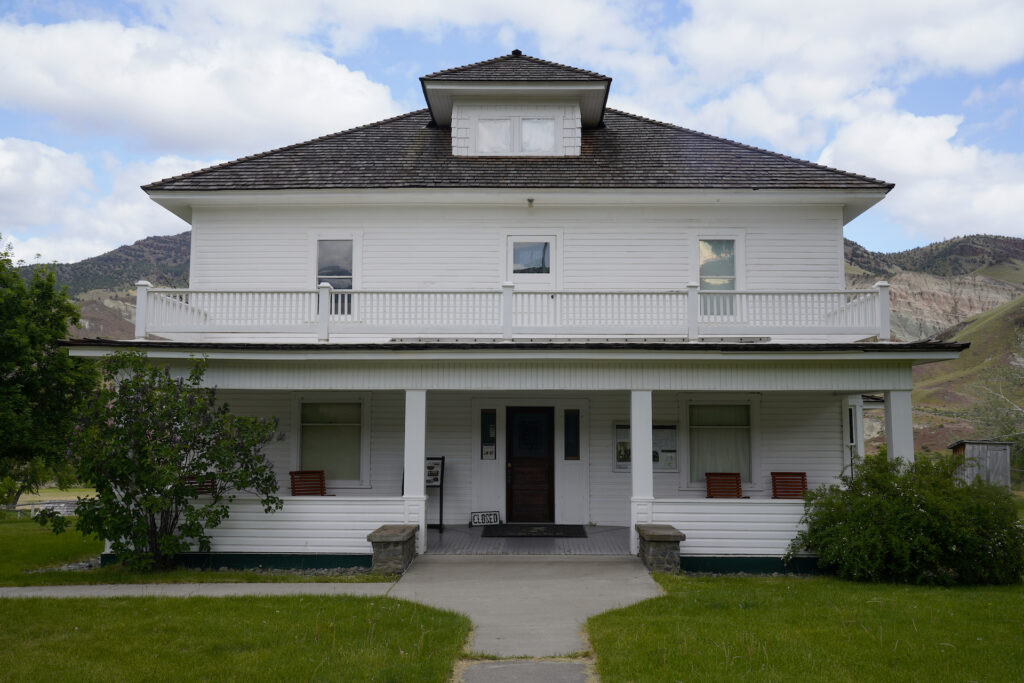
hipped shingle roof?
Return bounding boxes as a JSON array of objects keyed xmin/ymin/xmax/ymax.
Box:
[{"xmin": 144, "ymin": 109, "xmax": 891, "ymax": 192}]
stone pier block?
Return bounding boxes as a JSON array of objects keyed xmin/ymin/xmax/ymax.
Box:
[
  {"xmin": 367, "ymin": 524, "xmax": 418, "ymax": 574},
  {"xmin": 635, "ymin": 523, "xmax": 685, "ymax": 573}
]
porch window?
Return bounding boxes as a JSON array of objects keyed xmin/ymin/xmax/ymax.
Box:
[
  {"xmin": 300, "ymin": 403, "xmax": 362, "ymax": 484},
  {"xmin": 564, "ymin": 409, "xmax": 580, "ymax": 460},
  {"xmin": 688, "ymin": 404, "xmax": 750, "ymax": 482},
  {"xmin": 614, "ymin": 424, "xmax": 678, "ymax": 472}
]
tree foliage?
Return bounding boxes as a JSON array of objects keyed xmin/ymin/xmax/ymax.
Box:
[
  {"xmin": 969, "ymin": 363, "xmax": 1024, "ymax": 487},
  {"xmin": 39, "ymin": 351, "xmax": 281, "ymax": 570},
  {"xmin": 786, "ymin": 452, "xmax": 1024, "ymax": 585},
  {"xmin": 1, "ymin": 237, "xmax": 98, "ymax": 507}
]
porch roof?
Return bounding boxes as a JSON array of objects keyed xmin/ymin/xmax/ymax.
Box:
[{"xmin": 64, "ymin": 337, "xmax": 967, "ymax": 361}]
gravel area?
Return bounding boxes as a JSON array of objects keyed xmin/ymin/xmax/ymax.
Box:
[{"xmin": 28, "ymin": 557, "xmax": 372, "ymax": 577}]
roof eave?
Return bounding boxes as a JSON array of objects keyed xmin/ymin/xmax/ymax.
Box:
[{"xmin": 420, "ymin": 80, "xmax": 611, "ymax": 127}]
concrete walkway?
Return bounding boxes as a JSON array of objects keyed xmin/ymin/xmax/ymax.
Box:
[
  {"xmin": 389, "ymin": 555, "xmax": 661, "ymax": 658},
  {"xmin": 1, "ymin": 555, "xmax": 661, "ymax": 681},
  {"xmin": 0, "ymin": 582, "xmax": 391, "ymax": 598}
]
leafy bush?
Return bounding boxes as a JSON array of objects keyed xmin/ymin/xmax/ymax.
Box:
[{"xmin": 786, "ymin": 452, "xmax": 1024, "ymax": 585}]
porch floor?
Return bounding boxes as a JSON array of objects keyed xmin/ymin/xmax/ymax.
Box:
[{"xmin": 425, "ymin": 524, "xmax": 630, "ymax": 555}]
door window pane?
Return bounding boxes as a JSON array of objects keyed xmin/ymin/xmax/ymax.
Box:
[
  {"xmin": 512, "ymin": 242, "xmax": 550, "ymax": 274},
  {"xmin": 522, "ymin": 118, "xmax": 556, "ymax": 153},
  {"xmin": 477, "ymin": 119, "xmax": 512, "ymax": 154}
]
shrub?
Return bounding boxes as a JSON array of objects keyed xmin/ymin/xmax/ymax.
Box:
[
  {"xmin": 37, "ymin": 351, "xmax": 281, "ymax": 570},
  {"xmin": 786, "ymin": 452, "xmax": 1024, "ymax": 585}
]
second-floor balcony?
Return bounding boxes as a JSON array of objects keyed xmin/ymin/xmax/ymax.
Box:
[{"xmin": 133, "ymin": 282, "xmax": 891, "ymax": 342}]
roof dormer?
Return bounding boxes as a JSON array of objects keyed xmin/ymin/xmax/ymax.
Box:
[{"xmin": 420, "ymin": 50, "xmax": 611, "ymax": 157}]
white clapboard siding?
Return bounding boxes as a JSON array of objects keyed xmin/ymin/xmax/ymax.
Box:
[
  {"xmin": 425, "ymin": 394, "xmax": 474, "ymax": 525},
  {"xmin": 759, "ymin": 393, "xmax": 844, "ymax": 490},
  {"xmin": 651, "ymin": 499, "xmax": 806, "ymax": 556},
  {"xmin": 205, "ymin": 497, "xmax": 407, "ymax": 554},
  {"xmin": 187, "ymin": 203, "xmax": 845, "ymax": 294}
]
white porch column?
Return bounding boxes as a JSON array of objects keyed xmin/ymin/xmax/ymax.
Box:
[
  {"xmin": 630, "ymin": 390, "xmax": 654, "ymax": 555},
  {"xmin": 884, "ymin": 390, "xmax": 914, "ymax": 463},
  {"xmin": 403, "ymin": 389, "xmax": 428, "ymax": 553}
]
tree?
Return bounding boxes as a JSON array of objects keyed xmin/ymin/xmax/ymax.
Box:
[
  {"xmin": 0, "ymin": 237, "xmax": 98, "ymax": 507},
  {"xmin": 969, "ymin": 363, "xmax": 1024, "ymax": 488},
  {"xmin": 38, "ymin": 351, "xmax": 282, "ymax": 570}
]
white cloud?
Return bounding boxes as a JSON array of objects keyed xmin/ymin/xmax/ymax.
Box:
[
  {"xmin": 820, "ymin": 111, "xmax": 1024, "ymax": 242},
  {"xmin": 0, "ymin": 20, "xmax": 401, "ymax": 157},
  {"xmin": 6, "ymin": 148, "xmax": 208, "ymax": 264},
  {"xmin": 0, "ymin": 138, "xmax": 93, "ymax": 228}
]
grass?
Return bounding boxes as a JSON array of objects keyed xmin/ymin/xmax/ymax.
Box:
[
  {"xmin": 1014, "ymin": 491, "xmax": 1024, "ymax": 521},
  {"xmin": 0, "ymin": 515, "xmax": 394, "ymax": 586},
  {"xmin": 588, "ymin": 574, "xmax": 1024, "ymax": 682},
  {"xmin": 17, "ymin": 486, "xmax": 96, "ymax": 503},
  {"xmin": 0, "ymin": 596, "xmax": 470, "ymax": 682},
  {"xmin": 913, "ymin": 294, "xmax": 1024, "ymax": 407}
]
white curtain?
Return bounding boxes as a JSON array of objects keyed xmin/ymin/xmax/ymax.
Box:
[{"xmin": 689, "ymin": 405, "xmax": 750, "ymax": 481}]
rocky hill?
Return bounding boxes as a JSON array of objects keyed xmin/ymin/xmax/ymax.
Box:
[{"xmin": 845, "ymin": 235, "xmax": 1024, "ymax": 340}]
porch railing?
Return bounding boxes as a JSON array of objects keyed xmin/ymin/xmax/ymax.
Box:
[{"xmin": 135, "ymin": 281, "xmax": 890, "ymax": 341}]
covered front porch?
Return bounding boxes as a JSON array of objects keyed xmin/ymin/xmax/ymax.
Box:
[{"xmin": 67, "ymin": 339, "xmax": 958, "ymax": 564}]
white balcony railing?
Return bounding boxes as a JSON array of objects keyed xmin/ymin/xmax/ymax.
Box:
[{"xmin": 134, "ymin": 281, "xmax": 890, "ymax": 341}]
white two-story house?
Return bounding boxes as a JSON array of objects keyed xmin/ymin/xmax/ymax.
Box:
[{"xmin": 69, "ymin": 51, "xmax": 965, "ymax": 570}]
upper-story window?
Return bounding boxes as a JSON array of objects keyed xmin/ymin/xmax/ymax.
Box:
[
  {"xmin": 507, "ymin": 234, "xmax": 558, "ymax": 287},
  {"xmin": 512, "ymin": 241, "xmax": 550, "ymax": 274},
  {"xmin": 698, "ymin": 239, "xmax": 735, "ymax": 291},
  {"xmin": 476, "ymin": 117, "xmax": 556, "ymax": 155},
  {"xmin": 317, "ymin": 240, "xmax": 353, "ymax": 290},
  {"xmin": 452, "ymin": 103, "xmax": 579, "ymax": 157}
]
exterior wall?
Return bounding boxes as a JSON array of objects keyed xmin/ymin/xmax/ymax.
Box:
[
  {"xmin": 188, "ymin": 203, "xmax": 845, "ymax": 293},
  {"xmin": 651, "ymin": 499, "xmax": 806, "ymax": 556},
  {"xmin": 221, "ymin": 389, "xmax": 843, "ymax": 528}
]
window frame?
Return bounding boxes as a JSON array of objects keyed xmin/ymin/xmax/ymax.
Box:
[
  {"xmin": 504, "ymin": 231, "xmax": 561, "ymax": 289},
  {"xmin": 292, "ymin": 393, "xmax": 372, "ymax": 490},
  {"xmin": 691, "ymin": 231, "xmax": 745, "ymax": 291},
  {"xmin": 678, "ymin": 395, "xmax": 761, "ymax": 490},
  {"xmin": 310, "ymin": 232, "xmax": 362, "ymax": 291}
]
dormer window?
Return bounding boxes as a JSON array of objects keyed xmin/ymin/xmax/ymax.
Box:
[
  {"xmin": 473, "ymin": 113, "xmax": 560, "ymax": 156},
  {"xmin": 476, "ymin": 117, "xmax": 556, "ymax": 155},
  {"xmin": 453, "ymin": 104, "xmax": 580, "ymax": 157}
]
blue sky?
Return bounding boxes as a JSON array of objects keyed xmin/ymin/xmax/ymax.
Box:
[{"xmin": 2, "ymin": 0, "xmax": 1023, "ymax": 263}]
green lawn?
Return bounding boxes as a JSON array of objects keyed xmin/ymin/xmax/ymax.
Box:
[
  {"xmin": 588, "ymin": 574, "xmax": 1024, "ymax": 682},
  {"xmin": 0, "ymin": 596, "xmax": 470, "ymax": 682},
  {"xmin": 0, "ymin": 515, "xmax": 393, "ymax": 585},
  {"xmin": 17, "ymin": 486, "xmax": 96, "ymax": 503}
]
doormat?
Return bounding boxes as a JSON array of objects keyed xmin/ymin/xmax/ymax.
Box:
[{"xmin": 481, "ymin": 524, "xmax": 588, "ymax": 538}]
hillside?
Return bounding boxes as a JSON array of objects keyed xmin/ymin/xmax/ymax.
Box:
[
  {"xmin": 845, "ymin": 235, "xmax": 1024, "ymax": 339},
  {"xmin": 914, "ymin": 294, "xmax": 1024, "ymax": 407},
  {"xmin": 20, "ymin": 231, "xmax": 191, "ymax": 296}
]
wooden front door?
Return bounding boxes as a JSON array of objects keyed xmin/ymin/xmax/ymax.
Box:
[{"xmin": 506, "ymin": 407, "xmax": 555, "ymax": 523}]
